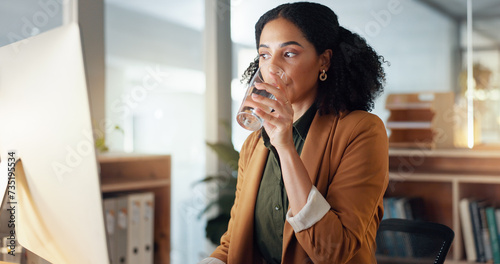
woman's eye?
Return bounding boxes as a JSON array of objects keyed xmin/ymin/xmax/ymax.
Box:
[
  {"xmin": 259, "ymin": 53, "xmax": 270, "ymax": 59},
  {"xmin": 284, "ymin": 52, "xmax": 296, "ymax": 58}
]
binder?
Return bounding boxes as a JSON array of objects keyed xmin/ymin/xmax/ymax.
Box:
[
  {"xmin": 459, "ymin": 198, "xmax": 477, "ymax": 261},
  {"xmin": 126, "ymin": 194, "xmax": 143, "ymax": 264},
  {"xmin": 470, "ymin": 199, "xmax": 486, "ymax": 262},
  {"xmin": 104, "ymin": 192, "xmax": 155, "ymax": 264},
  {"xmin": 115, "ymin": 196, "xmax": 128, "ymax": 264},
  {"xmin": 486, "ymin": 207, "xmax": 500, "ymax": 264},
  {"xmin": 139, "ymin": 192, "xmax": 155, "ymax": 264},
  {"xmin": 103, "ymin": 198, "xmax": 117, "ymax": 264},
  {"xmin": 479, "ymin": 205, "xmax": 493, "ymax": 262}
]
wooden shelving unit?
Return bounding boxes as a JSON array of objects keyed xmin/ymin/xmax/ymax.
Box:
[
  {"xmin": 387, "ymin": 148, "xmax": 500, "ymax": 263},
  {"xmin": 98, "ymin": 153, "xmax": 171, "ymax": 264},
  {"xmin": 385, "ymin": 92, "xmax": 455, "ymax": 149}
]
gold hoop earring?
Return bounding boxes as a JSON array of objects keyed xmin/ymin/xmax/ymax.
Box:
[{"xmin": 319, "ymin": 70, "xmax": 327, "ymax": 81}]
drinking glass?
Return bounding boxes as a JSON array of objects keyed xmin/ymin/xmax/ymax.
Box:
[{"xmin": 236, "ymin": 64, "xmax": 287, "ymax": 131}]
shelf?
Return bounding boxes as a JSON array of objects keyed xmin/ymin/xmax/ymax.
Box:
[
  {"xmin": 389, "ymin": 148, "xmax": 500, "ymax": 175},
  {"xmin": 389, "ymin": 148, "xmax": 500, "ymax": 158},
  {"xmin": 98, "ymin": 153, "xmax": 171, "ymax": 264},
  {"xmin": 386, "ymin": 121, "xmax": 432, "ymax": 129},
  {"xmin": 385, "ymin": 92, "xmax": 455, "ymax": 149},
  {"xmin": 387, "ymin": 149, "xmax": 500, "ymax": 263},
  {"xmin": 389, "ymin": 142, "xmax": 434, "ymax": 149},
  {"xmin": 98, "ymin": 153, "xmax": 171, "ymax": 180},
  {"xmin": 101, "ymin": 177, "xmax": 170, "ymax": 193},
  {"xmin": 389, "ymin": 172, "xmax": 500, "ymax": 183},
  {"xmin": 388, "ymin": 129, "xmax": 434, "ymax": 149},
  {"xmin": 386, "ymin": 102, "xmax": 433, "ymax": 110},
  {"xmin": 98, "ymin": 152, "xmax": 169, "ymax": 163}
]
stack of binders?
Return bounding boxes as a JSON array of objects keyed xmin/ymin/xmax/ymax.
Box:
[{"xmin": 103, "ymin": 192, "xmax": 155, "ymax": 264}]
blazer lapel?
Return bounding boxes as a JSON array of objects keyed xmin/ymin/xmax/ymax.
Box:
[{"xmin": 300, "ymin": 113, "xmax": 335, "ymax": 184}]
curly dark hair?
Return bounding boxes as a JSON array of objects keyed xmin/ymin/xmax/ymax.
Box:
[{"xmin": 242, "ymin": 2, "xmax": 387, "ymax": 115}]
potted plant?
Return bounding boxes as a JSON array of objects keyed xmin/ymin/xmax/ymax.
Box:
[{"xmin": 196, "ymin": 121, "xmax": 239, "ymax": 245}]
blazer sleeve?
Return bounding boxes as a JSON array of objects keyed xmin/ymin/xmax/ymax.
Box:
[
  {"xmin": 294, "ymin": 113, "xmax": 389, "ymax": 263},
  {"xmin": 209, "ymin": 131, "xmax": 258, "ymax": 262}
]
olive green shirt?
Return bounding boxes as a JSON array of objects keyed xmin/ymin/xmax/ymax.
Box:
[{"xmin": 254, "ymin": 105, "xmax": 317, "ymax": 264}]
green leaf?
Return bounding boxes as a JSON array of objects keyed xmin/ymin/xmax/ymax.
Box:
[
  {"xmin": 206, "ymin": 142, "xmax": 239, "ymax": 171},
  {"xmin": 205, "ymin": 119, "xmax": 240, "ymax": 172}
]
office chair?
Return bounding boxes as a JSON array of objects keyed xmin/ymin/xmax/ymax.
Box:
[{"xmin": 375, "ymin": 218, "xmax": 455, "ymax": 264}]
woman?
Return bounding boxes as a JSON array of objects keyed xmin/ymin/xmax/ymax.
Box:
[{"xmin": 201, "ymin": 2, "xmax": 388, "ymax": 263}]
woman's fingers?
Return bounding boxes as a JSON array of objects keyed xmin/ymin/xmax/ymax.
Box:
[
  {"xmin": 241, "ymin": 93, "xmax": 273, "ymax": 114},
  {"xmin": 252, "ymin": 91, "xmax": 293, "ymax": 130},
  {"xmin": 250, "ymin": 75, "xmax": 293, "ymax": 145},
  {"xmin": 251, "ymin": 93, "xmax": 280, "ymax": 111},
  {"xmin": 253, "ymin": 105, "xmax": 276, "ymax": 122},
  {"xmin": 254, "ymin": 82, "xmax": 288, "ymax": 107}
]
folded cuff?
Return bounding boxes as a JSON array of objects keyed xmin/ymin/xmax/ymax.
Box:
[{"xmin": 286, "ymin": 185, "xmax": 331, "ymax": 232}]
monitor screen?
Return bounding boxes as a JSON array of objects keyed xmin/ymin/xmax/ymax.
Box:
[{"xmin": 0, "ymin": 23, "xmax": 109, "ymax": 264}]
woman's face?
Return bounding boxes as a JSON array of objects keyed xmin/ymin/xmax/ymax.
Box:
[{"xmin": 258, "ymin": 17, "xmax": 330, "ymax": 108}]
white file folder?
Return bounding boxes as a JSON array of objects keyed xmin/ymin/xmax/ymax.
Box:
[
  {"xmin": 103, "ymin": 198, "xmax": 117, "ymax": 264},
  {"xmin": 105, "ymin": 192, "xmax": 155, "ymax": 264},
  {"xmin": 126, "ymin": 194, "xmax": 142, "ymax": 263},
  {"xmin": 115, "ymin": 196, "xmax": 128, "ymax": 264},
  {"xmin": 139, "ymin": 192, "xmax": 155, "ymax": 264}
]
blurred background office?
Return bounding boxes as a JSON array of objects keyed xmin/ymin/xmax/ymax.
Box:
[{"xmin": 1, "ymin": 0, "xmax": 499, "ymax": 263}]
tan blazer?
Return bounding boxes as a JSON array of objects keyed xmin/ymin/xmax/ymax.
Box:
[{"xmin": 211, "ymin": 110, "xmax": 389, "ymax": 264}]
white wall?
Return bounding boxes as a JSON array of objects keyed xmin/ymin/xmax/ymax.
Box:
[{"xmin": 105, "ymin": 4, "xmax": 203, "ymax": 72}]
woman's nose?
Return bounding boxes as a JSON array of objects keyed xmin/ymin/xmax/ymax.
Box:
[{"xmin": 267, "ymin": 56, "xmax": 283, "ymax": 69}]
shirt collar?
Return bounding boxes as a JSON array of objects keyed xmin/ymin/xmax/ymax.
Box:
[{"xmin": 293, "ymin": 103, "xmax": 317, "ymax": 141}]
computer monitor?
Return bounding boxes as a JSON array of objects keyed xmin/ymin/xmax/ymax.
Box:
[{"xmin": 0, "ymin": 23, "xmax": 109, "ymax": 263}]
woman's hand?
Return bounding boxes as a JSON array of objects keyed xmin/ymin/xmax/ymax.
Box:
[
  {"xmin": 253, "ymin": 76, "xmax": 313, "ymax": 217},
  {"xmin": 252, "ymin": 75, "xmax": 294, "ymax": 151}
]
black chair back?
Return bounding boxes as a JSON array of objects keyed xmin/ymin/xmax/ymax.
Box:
[{"xmin": 376, "ymin": 218, "xmax": 455, "ymax": 264}]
